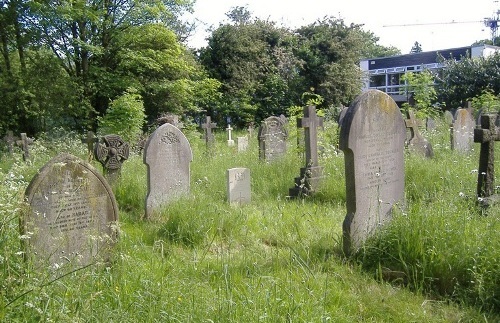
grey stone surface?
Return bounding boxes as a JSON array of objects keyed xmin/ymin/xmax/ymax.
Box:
[
  {"xmin": 426, "ymin": 117, "xmax": 436, "ymax": 131},
  {"xmin": 143, "ymin": 123, "xmax": 193, "ymax": 219},
  {"xmin": 405, "ymin": 110, "xmax": 434, "ymax": 158},
  {"xmin": 23, "ymin": 153, "xmax": 119, "ymax": 268},
  {"xmin": 201, "ymin": 116, "xmax": 217, "ymax": 145},
  {"xmin": 16, "ymin": 133, "xmax": 34, "ymax": 161},
  {"xmin": 444, "ymin": 110, "xmax": 454, "ymax": 125},
  {"xmin": 451, "ymin": 108, "xmax": 475, "ymax": 153},
  {"xmin": 339, "ymin": 90, "xmax": 406, "ymax": 255},
  {"xmin": 94, "ymin": 134, "xmax": 130, "ymax": 182},
  {"xmin": 258, "ymin": 116, "xmax": 288, "ymax": 161},
  {"xmin": 227, "ymin": 168, "xmax": 251, "ymax": 205},
  {"xmin": 2, "ymin": 130, "xmax": 18, "ymax": 154},
  {"xmin": 237, "ymin": 136, "xmax": 249, "ymax": 152}
]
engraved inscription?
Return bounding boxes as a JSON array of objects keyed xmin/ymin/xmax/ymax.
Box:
[{"xmin": 160, "ymin": 131, "xmax": 180, "ymax": 145}]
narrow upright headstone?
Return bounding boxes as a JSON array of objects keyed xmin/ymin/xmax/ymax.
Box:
[
  {"xmin": 339, "ymin": 90, "xmax": 406, "ymax": 255},
  {"xmin": 94, "ymin": 134, "xmax": 130, "ymax": 182},
  {"xmin": 405, "ymin": 110, "xmax": 434, "ymax": 158},
  {"xmin": 2, "ymin": 130, "xmax": 18, "ymax": 154},
  {"xmin": 237, "ymin": 136, "xmax": 249, "ymax": 152},
  {"xmin": 201, "ymin": 116, "xmax": 217, "ymax": 146},
  {"xmin": 226, "ymin": 124, "xmax": 235, "ymax": 146},
  {"xmin": 143, "ymin": 123, "xmax": 193, "ymax": 219},
  {"xmin": 16, "ymin": 133, "xmax": 34, "ymax": 161},
  {"xmin": 451, "ymin": 108, "xmax": 475, "ymax": 153},
  {"xmin": 426, "ymin": 117, "xmax": 436, "ymax": 131},
  {"xmin": 474, "ymin": 114, "xmax": 500, "ymax": 207},
  {"xmin": 227, "ymin": 168, "xmax": 251, "ymax": 205},
  {"xmin": 444, "ymin": 110, "xmax": 454, "ymax": 125},
  {"xmin": 23, "ymin": 153, "xmax": 119, "ymax": 268},
  {"xmin": 289, "ymin": 106, "xmax": 324, "ymax": 196},
  {"xmin": 258, "ymin": 116, "xmax": 288, "ymax": 161}
]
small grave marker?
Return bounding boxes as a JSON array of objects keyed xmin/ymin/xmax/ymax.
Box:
[
  {"xmin": 258, "ymin": 116, "xmax": 288, "ymax": 161},
  {"xmin": 289, "ymin": 106, "xmax": 324, "ymax": 196},
  {"xmin": 2, "ymin": 130, "xmax": 18, "ymax": 154},
  {"xmin": 451, "ymin": 108, "xmax": 475, "ymax": 153},
  {"xmin": 339, "ymin": 90, "xmax": 406, "ymax": 255},
  {"xmin": 405, "ymin": 110, "xmax": 434, "ymax": 158},
  {"xmin": 143, "ymin": 123, "xmax": 193, "ymax": 219},
  {"xmin": 226, "ymin": 124, "xmax": 235, "ymax": 146},
  {"xmin": 227, "ymin": 168, "xmax": 251, "ymax": 205},
  {"xmin": 94, "ymin": 134, "xmax": 130, "ymax": 182},
  {"xmin": 23, "ymin": 153, "xmax": 119, "ymax": 268},
  {"xmin": 16, "ymin": 133, "xmax": 34, "ymax": 161},
  {"xmin": 237, "ymin": 136, "xmax": 249, "ymax": 152},
  {"xmin": 444, "ymin": 110, "xmax": 454, "ymax": 125},
  {"xmin": 474, "ymin": 114, "xmax": 500, "ymax": 207}
]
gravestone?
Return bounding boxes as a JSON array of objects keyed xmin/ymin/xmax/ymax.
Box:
[
  {"xmin": 289, "ymin": 106, "xmax": 324, "ymax": 197},
  {"xmin": 339, "ymin": 90, "xmax": 406, "ymax": 255},
  {"xmin": 444, "ymin": 110, "xmax": 454, "ymax": 125},
  {"xmin": 426, "ymin": 117, "xmax": 436, "ymax": 131},
  {"xmin": 474, "ymin": 114, "xmax": 500, "ymax": 207},
  {"xmin": 405, "ymin": 110, "xmax": 434, "ymax": 158},
  {"xmin": 23, "ymin": 153, "xmax": 119, "ymax": 268},
  {"xmin": 237, "ymin": 136, "xmax": 249, "ymax": 152},
  {"xmin": 338, "ymin": 106, "xmax": 349, "ymax": 125},
  {"xmin": 247, "ymin": 123, "xmax": 255, "ymax": 137},
  {"xmin": 227, "ymin": 168, "xmax": 251, "ymax": 205},
  {"xmin": 2, "ymin": 130, "xmax": 18, "ymax": 154},
  {"xmin": 16, "ymin": 133, "xmax": 34, "ymax": 161},
  {"xmin": 94, "ymin": 134, "xmax": 130, "ymax": 182},
  {"xmin": 157, "ymin": 113, "xmax": 183, "ymax": 129},
  {"xmin": 81, "ymin": 131, "xmax": 97, "ymax": 162},
  {"xmin": 201, "ymin": 116, "xmax": 217, "ymax": 146},
  {"xmin": 451, "ymin": 108, "xmax": 475, "ymax": 153},
  {"xmin": 143, "ymin": 123, "xmax": 193, "ymax": 219},
  {"xmin": 258, "ymin": 116, "xmax": 288, "ymax": 161},
  {"xmin": 226, "ymin": 124, "xmax": 235, "ymax": 146}
]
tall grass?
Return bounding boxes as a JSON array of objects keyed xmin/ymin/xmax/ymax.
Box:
[{"xmin": 0, "ymin": 122, "xmax": 498, "ymax": 321}]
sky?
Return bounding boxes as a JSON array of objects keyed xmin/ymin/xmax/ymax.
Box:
[{"xmin": 184, "ymin": 0, "xmax": 500, "ymax": 54}]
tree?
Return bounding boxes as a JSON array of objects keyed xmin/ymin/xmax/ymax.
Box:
[{"xmin": 401, "ymin": 69, "xmax": 440, "ymax": 118}]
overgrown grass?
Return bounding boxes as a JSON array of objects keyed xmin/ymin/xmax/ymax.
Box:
[{"xmin": 0, "ymin": 121, "xmax": 498, "ymax": 321}]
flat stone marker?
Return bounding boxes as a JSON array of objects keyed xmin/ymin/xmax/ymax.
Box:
[
  {"xmin": 94, "ymin": 134, "xmax": 130, "ymax": 182},
  {"xmin": 474, "ymin": 114, "xmax": 500, "ymax": 207},
  {"xmin": 237, "ymin": 136, "xmax": 249, "ymax": 152},
  {"xmin": 258, "ymin": 116, "xmax": 288, "ymax": 161},
  {"xmin": 227, "ymin": 168, "xmax": 251, "ymax": 205},
  {"xmin": 143, "ymin": 123, "xmax": 193, "ymax": 219},
  {"xmin": 23, "ymin": 153, "xmax": 119, "ymax": 268},
  {"xmin": 289, "ymin": 105, "xmax": 324, "ymax": 197},
  {"xmin": 201, "ymin": 115, "xmax": 217, "ymax": 145},
  {"xmin": 339, "ymin": 90, "xmax": 406, "ymax": 255},
  {"xmin": 226, "ymin": 124, "xmax": 235, "ymax": 146},
  {"xmin": 405, "ymin": 110, "xmax": 434, "ymax": 158},
  {"xmin": 451, "ymin": 108, "xmax": 475, "ymax": 153}
]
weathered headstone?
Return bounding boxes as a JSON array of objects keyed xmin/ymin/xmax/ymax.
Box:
[
  {"xmin": 405, "ymin": 110, "xmax": 434, "ymax": 158},
  {"xmin": 474, "ymin": 114, "xmax": 500, "ymax": 207},
  {"xmin": 289, "ymin": 106, "xmax": 324, "ymax": 197},
  {"xmin": 426, "ymin": 117, "xmax": 436, "ymax": 131},
  {"xmin": 339, "ymin": 90, "xmax": 406, "ymax": 255},
  {"xmin": 81, "ymin": 131, "xmax": 97, "ymax": 162},
  {"xmin": 258, "ymin": 116, "xmax": 288, "ymax": 161},
  {"xmin": 227, "ymin": 168, "xmax": 251, "ymax": 205},
  {"xmin": 444, "ymin": 110, "xmax": 454, "ymax": 125},
  {"xmin": 16, "ymin": 133, "xmax": 34, "ymax": 161},
  {"xmin": 2, "ymin": 130, "xmax": 18, "ymax": 154},
  {"xmin": 226, "ymin": 124, "xmax": 235, "ymax": 146},
  {"xmin": 201, "ymin": 116, "xmax": 217, "ymax": 146},
  {"xmin": 94, "ymin": 134, "xmax": 130, "ymax": 182},
  {"xmin": 143, "ymin": 123, "xmax": 193, "ymax": 219},
  {"xmin": 338, "ymin": 106, "xmax": 349, "ymax": 125},
  {"xmin": 237, "ymin": 136, "xmax": 249, "ymax": 152},
  {"xmin": 23, "ymin": 153, "xmax": 119, "ymax": 268},
  {"xmin": 451, "ymin": 108, "xmax": 475, "ymax": 153}
]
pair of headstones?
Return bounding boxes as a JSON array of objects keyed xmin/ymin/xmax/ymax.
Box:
[{"xmin": 2, "ymin": 131, "xmax": 33, "ymax": 161}]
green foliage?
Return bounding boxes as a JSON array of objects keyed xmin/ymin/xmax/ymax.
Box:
[
  {"xmin": 401, "ymin": 70, "xmax": 440, "ymax": 118},
  {"xmin": 97, "ymin": 89, "xmax": 146, "ymax": 143},
  {"xmin": 470, "ymin": 89, "xmax": 500, "ymax": 114}
]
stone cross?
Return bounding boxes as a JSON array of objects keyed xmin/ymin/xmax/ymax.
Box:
[
  {"xmin": 3, "ymin": 130, "xmax": 18, "ymax": 154},
  {"xmin": 474, "ymin": 114, "xmax": 500, "ymax": 206},
  {"xmin": 404, "ymin": 110, "xmax": 434, "ymax": 158},
  {"xmin": 16, "ymin": 133, "xmax": 34, "ymax": 161},
  {"xmin": 226, "ymin": 124, "xmax": 235, "ymax": 146},
  {"xmin": 201, "ymin": 116, "xmax": 217, "ymax": 145},
  {"xmin": 289, "ymin": 106, "xmax": 324, "ymax": 197},
  {"xmin": 81, "ymin": 131, "xmax": 98, "ymax": 162},
  {"xmin": 94, "ymin": 134, "xmax": 130, "ymax": 182}
]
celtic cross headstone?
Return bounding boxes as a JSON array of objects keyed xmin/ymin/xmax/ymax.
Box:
[{"xmin": 94, "ymin": 134, "xmax": 130, "ymax": 182}]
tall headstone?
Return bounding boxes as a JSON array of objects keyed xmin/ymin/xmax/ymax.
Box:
[
  {"xmin": 474, "ymin": 114, "xmax": 500, "ymax": 207},
  {"xmin": 227, "ymin": 168, "xmax": 251, "ymax": 205},
  {"xmin": 23, "ymin": 153, "xmax": 119, "ymax": 268},
  {"xmin": 339, "ymin": 90, "xmax": 406, "ymax": 255},
  {"xmin": 258, "ymin": 116, "xmax": 288, "ymax": 161},
  {"xmin": 94, "ymin": 134, "xmax": 130, "ymax": 183},
  {"xmin": 451, "ymin": 108, "xmax": 475, "ymax": 153},
  {"xmin": 143, "ymin": 123, "xmax": 193, "ymax": 219},
  {"xmin": 226, "ymin": 124, "xmax": 235, "ymax": 146},
  {"xmin": 201, "ymin": 115, "xmax": 217, "ymax": 146},
  {"xmin": 289, "ymin": 106, "xmax": 324, "ymax": 197},
  {"xmin": 405, "ymin": 110, "xmax": 434, "ymax": 158},
  {"xmin": 237, "ymin": 136, "xmax": 249, "ymax": 152}
]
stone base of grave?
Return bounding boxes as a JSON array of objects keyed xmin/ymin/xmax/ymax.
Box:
[
  {"xmin": 478, "ymin": 194, "xmax": 500, "ymax": 208},
  {"xmin": 288, "ymin": 166, "xmax": 324, "ymax": 197}
]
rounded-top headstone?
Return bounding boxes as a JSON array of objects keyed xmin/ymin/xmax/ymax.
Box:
[
  {"xmin": 23, "ymin": 153, "xmax": 119, "ymax": 269},
  {"xmin": 339, "ymin": 89, "xmax": 406, "ymax": 254}
]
